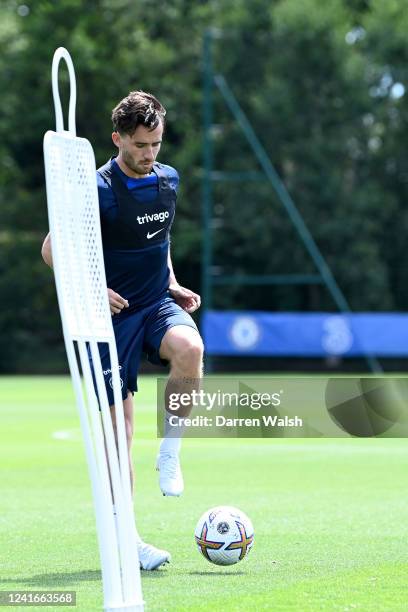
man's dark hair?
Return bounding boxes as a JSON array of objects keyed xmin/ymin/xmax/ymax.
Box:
[{"xmin": 111, "ymin": 91, "xmax": 166, "ymax": 135}]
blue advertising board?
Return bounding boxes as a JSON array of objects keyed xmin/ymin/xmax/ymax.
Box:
[{"xmin": 202, "ymin": 312, "xmax": 408, "ymax": 357}]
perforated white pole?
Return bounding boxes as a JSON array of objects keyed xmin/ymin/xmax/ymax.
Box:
[{"xmin": 43, "ymin": 47, "xmax": 144, "ymax": 612}]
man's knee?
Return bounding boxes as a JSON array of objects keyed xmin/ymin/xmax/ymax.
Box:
[{"xmin": 168, "ymin": 331, "xmax": 204, "ymax": 371}]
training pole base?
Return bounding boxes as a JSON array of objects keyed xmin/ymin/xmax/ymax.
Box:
[{"xmin": 105, "ymin": 603, "xmax": 144, "ymax": 612}]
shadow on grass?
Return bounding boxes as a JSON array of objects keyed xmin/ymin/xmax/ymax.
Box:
[
  {"xmin": 140, "ymin": 569, "xmax": 168, "ymax": 579},
  {"xmin": 187, "ymin": 570, "xmax": 246, "ymax": 576},
  {"xmin": 1, "ymin": 567, "xmax": 170, "ymax": 588},
  {"xmin": 0, "ymin": 570, "xmax": 101, "ymax": 587}
]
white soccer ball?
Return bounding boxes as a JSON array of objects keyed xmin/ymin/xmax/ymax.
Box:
[{"xmin": 194, "ymin": 506, "xmax": 254, "ymax": 566}]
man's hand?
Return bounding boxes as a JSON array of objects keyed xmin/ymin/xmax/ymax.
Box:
[
  {"xmin": 107, "ymin": 288, "xmax": 129, "ymax": 315},
  {"xmin": 169, "ymin": 284, "xmax": 201, "ymax": 313}
]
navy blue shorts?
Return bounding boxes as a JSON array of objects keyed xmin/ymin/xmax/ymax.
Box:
[{"xmin": 91, "ymin": 294, "xmax": 198, "ymax": 405}]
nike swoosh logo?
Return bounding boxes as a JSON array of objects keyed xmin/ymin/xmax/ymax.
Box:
[{"xmin": 146, "ymin": 228, "xmax": 165, "ymax": 240}]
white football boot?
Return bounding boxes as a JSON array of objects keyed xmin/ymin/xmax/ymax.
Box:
[
  {"xmin": 137, "ymin": 541, "xmax": 171, "ymax": 570},
  {"xmin": 156, "ymin": 452, "xmax": 184, "ymax": 496}
]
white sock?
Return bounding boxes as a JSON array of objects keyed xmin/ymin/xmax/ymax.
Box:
[{"xmin": 160, "ymin": 411, "xmax": 183, "ymax": 455}]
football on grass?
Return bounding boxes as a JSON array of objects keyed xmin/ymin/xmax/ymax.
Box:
[{"xmin": 194, "ymin": 506, "xmax": 254, "ymax": 566}]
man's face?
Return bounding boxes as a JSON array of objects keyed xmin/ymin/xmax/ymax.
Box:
[{"xmin": 112, "ymin": 122, "xmax": 163, "ymax": 177}]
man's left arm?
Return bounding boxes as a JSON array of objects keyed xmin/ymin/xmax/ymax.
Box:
[{"xmin": 168, "ymin": 247, "xmax": 201, "ymax": 314}]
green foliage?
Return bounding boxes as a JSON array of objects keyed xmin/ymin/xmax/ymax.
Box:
[{"xmin": 0, "ymin": 0, "xmax": 407, "ymax": 371}]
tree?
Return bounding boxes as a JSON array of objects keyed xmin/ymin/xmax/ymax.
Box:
[{"xmin": 1, "ymin": 0, "xmax": 407, "ymax": 372}]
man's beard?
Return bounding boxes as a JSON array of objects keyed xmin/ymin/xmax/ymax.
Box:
[{"xmin": 122, "ymin": 150, "xmax": 152, "ymax": 174}]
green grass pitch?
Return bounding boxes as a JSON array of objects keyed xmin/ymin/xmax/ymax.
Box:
[{"xmin": 0, "ymin": 376, "xmax": 407, "ymax": 611}]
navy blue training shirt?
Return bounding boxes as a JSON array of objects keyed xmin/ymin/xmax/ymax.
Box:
[{"xmin": 97, "ymin": 158, "xmax": 179, "ymax": 312}]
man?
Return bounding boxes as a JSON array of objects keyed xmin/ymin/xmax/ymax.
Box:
[{"xmin": 41, "ymin": 90, "xmax": 203, "ymax": 569}]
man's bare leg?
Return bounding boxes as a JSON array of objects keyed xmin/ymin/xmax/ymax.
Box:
[
  {"xmin": 157, "ymin": 325, "xmax": 204, "ymax": 495},
  {"xmin": 110, "ymin": 391, "xmax": 134, "ymax": 493},
  {"xmin": 109, "ymin": 391, "xmax": 170, "ymax": 569}
]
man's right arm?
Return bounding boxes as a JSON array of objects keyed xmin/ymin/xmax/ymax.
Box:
[
  {"xmin": 41, "ymin": 232, "xmax": 53, "ymax": 268},
  {"xmin": 41, "ymin": 231, "xmax": 128, "ymax": 314},
  {"xmin": 41, "ymin": 182, "xmax": 128, "ymax": 314},
  {"xmin": 41, "ymin": 171, "xmax": 110, "ymax": 269}
]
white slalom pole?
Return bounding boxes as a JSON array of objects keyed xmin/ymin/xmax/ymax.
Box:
[{"xmin": 43, "ymin": 47, "xmax": 144, "ymax": 612}]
